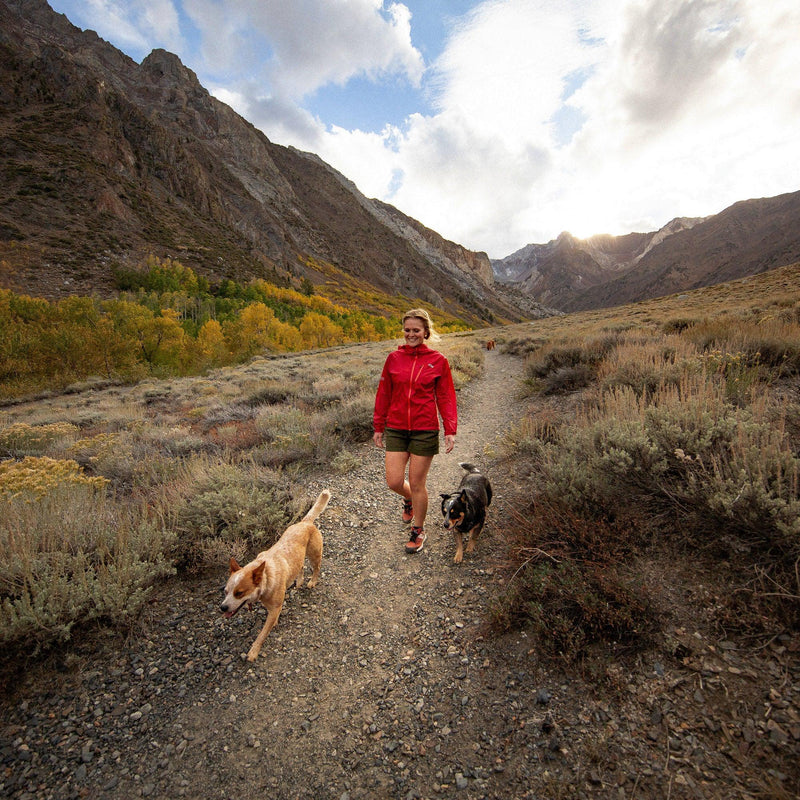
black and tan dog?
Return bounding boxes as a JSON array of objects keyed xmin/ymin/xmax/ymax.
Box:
[{"xmin": 440, "ymin": 462, "xmax": 492, "ymax": 563}]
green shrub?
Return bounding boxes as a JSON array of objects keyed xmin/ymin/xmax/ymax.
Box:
[
  {"xmin": 596, "ymin": 334, "xmax": 696, "ymax": 397},
  {"xmin": 0, "ymin": 422, "xmax": 80, "ymax": 457},
  {"xmin": 526, "ymin": 345, "xmax": 586, "ymax": 379},
  {"xmin": 330, "ymin": 450, "xmax": 361, "ymax": 474},
  {"xmin": 0, "ymin": 461, "xmax": 174, "ymax": 654},
  {"xmin": 327, "ymin": 395, "xmax": 374, "ymax": 444},
  {"xmin": 67, "ymin": 433, "xmax": 183, "ymax": 490},
  {"xmin": 501, "ymin": 335, "xmax": 547, "ymax": 357},
  {"xmin": 524, "ymin": 336, "xmax": 616, "ymax": 395},
  {"xmin": 251, "ymin": 406, "xmax": 315, "ymax": 468},
  {"xmin": 538, "ymin": 374, "xmax": 800, "ymax": 565},
  {"xmin": 490, "ymin": 502, "xmax": 655, "ymax": 660},
  {"xmin": 166, "ymin": 459, "xmax": 295, "ymax": 568},
  {"xmin": 685, "ymin": 318, "xmax": 800, "ymax": 377},
  {"xmin": 498, "ymin": 314, "xmax": 800, "ymax": 639},
  {"xmin": 540, "ymin": 363, "xmax": 594, "ymax": 394},
  {"xmin": 446, "ymin": 340, "xmax": 484, "ymax": 389},
  {"xmin": 244, "ymin": 383, "xmax": 294, "ymax": 406},
  {"xmin": 661, "ymin": 317, "xmax": 697, "ymax": 334},
  {"xmin": 701, "ymin": 350, "xmax": 765, "ymax": 405}
]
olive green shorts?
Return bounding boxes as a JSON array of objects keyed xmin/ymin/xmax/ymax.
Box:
[{"xmin": 383, "ymin": 428, "xmax": 440, "ymax": 456}]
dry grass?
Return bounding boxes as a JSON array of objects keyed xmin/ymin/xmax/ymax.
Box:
[
  {"xmin": 0, "ymin": 457, "xmax": 174, "ymax": 653},
  {"xmin": 484, "ymin": 263, "xmax": 800, "ymax": 657},
  {"xmin": 3, "ymin": 262, "xmax": 800, "ymax": 660}
]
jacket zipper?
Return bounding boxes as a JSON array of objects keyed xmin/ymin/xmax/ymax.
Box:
[{"xmin": 406, "ymin": 350, "xmax": 424, "ymax": 430}]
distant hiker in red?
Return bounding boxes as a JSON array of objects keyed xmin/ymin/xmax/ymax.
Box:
[{"xmin": 373, "ymin": 308, "xmax": 458, "ymax": 554}]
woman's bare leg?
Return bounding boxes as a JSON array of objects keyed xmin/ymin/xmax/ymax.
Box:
[
  {"xmin": 385, "ymin": 450, "xmax": 411, "ymax": 501},
  {"xmin": 385, "ymin": 451, "xmax": 434, "ymax": 527},
  {"xmin": 407, "ymin": 453, "xmax": 434, "ymax": 528}
]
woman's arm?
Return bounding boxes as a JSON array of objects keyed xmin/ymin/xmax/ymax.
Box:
[{"xmin": 435, "ymin": 357, "xmax": 458, "ymax": 436}]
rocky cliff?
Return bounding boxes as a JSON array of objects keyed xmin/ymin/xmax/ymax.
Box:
[
  {"xmin": 568, "ymin": 191, "xmax": 800, "ymax": 312},
  {"xmin": 0, "ymin": 0, "xmax": 535, "ymax": 324}
]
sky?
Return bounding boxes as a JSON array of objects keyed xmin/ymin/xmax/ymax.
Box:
[{"xmin": 47, "ymin": 0, "xmax": 800, "ymax": 259}]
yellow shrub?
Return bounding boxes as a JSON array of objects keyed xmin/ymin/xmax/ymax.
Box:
[{"xmin": 0, "ymin": 456, "xmax": 109, "ymax": 500}]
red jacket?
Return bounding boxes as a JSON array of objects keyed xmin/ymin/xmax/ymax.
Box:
[{"xmin": 373, "ymin": 343, "xmax": 458, "ymax": 436}]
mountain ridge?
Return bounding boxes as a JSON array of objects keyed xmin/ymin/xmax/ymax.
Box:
[
  {"xmin": 493, "ymin": 191, "xmax": 800, "ymax": 311},
  {"xmin": 3, "ymin": 0, "xmax": 799, "ymax": 319},
  {"xmin": 0, "ymin": 0, "xmax": 539, "ymax": 324}
]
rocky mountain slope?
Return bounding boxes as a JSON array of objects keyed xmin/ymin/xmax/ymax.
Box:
[
  {"xmin": 494, "ymin": 191, "xmax": 800, "ymax": 311},
  {"xmin": 4, "ymin": 0, "xmax": 796, "ymax": 322},
  {"xmin": 0, "ymin": 0, "xmax": 535, "ymax": 324}
]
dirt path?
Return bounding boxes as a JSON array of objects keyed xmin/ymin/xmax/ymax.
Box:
[{"xmin": 197, "ymin": 348, "xmax": 536, "ymax": 799}]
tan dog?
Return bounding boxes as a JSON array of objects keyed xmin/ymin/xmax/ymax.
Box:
[{"xmin": 221, "ymin": 489, "xmax": 331, "ymax": 661}]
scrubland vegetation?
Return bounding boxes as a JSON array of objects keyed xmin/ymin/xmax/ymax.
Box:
[
  {"xmin": 1, "ymin": 261, "xmax": 799, "ymax": 668},
  {"xmin": 0, "ymin": 327, "xmax": 484, "ymax": 657},
  {"xmin": 491, "ymin": 262, "xmax": 800, "ymax": 661}
]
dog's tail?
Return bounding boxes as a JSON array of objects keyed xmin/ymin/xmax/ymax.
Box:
[
  {"xmin": 303, "ymin": 489, "xmax": 331, "ymax": 522},
  {"xmin": 459, "ymin": 462, "xmax": 480, "ymax": 474}
]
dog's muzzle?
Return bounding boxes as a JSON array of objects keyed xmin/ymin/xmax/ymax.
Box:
[{"xmin": 221, "ymin": 601, "xmax": 244, "ymax": 619}]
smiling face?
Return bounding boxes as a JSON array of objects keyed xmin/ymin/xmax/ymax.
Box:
[{"xmin": 402, "ymin": 317, "xmax": 427, "ymax": 347}]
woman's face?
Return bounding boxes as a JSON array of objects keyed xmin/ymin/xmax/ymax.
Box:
[{"xmin": 402, "ymin": 317, "xmax": 426, "ymax": 347}]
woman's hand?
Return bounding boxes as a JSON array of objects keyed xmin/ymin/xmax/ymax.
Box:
[
  {"xmin": 373, "ymin": 431, "xmax": 384, "ymax": 448},
  {"xmin": 444, "ymin": 434, "xmax": 455, "ymax": 453}
]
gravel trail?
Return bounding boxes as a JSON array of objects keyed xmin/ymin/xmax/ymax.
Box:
[{"xmin": 2, "ymin": 350, "xmax": 541, "ymax": 800}]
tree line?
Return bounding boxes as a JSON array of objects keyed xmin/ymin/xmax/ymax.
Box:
[{"xmin": 0, "ymin": 256, "xmax": 398, "ymax": 398}]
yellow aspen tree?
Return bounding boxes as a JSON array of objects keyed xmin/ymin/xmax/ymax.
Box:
[
  {"xmin": 238, "ymin": 302, "xmax": 278, "ymax": 356},
  {"xmin": 196, "ymin": 319, "xmax": 228, "ymax": 366},
  {"xmin": 299, "ymin": 312, "xmax": 343, "ymax": 349}
]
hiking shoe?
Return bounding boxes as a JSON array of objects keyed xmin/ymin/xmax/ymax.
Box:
[
  {"xmin": 401, "ymin": 499, "xmax": 414, "ymax": 524},
  {"xmin": 405, "ymin": 526, "xmax": 426, "ymax": 554}
]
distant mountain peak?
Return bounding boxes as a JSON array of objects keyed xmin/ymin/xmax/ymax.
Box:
[{"xmin": 492, "ymin": 194, "xmax": 800, "ymax": 311}]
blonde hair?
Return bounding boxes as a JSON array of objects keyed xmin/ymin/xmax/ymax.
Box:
[{"xmin": 402, "ymin": 308, "xmax": 440, "ymax": 343}]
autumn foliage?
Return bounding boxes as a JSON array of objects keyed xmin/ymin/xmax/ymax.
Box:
[{"xmin": 0, "ymin": 257, "xmax": 398, "ymax": 399}]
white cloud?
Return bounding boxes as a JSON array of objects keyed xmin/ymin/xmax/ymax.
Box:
[
  {"xmin": 315, "ymin": 0, "xmax": 800, "ymax": 256},
  {"xmin": 77, "ymin": 0, "xmax": 184, "ymax": 56},
  {"xmin": 559, "ymin": 0, "xmax": 800, "ymax": 237},
  {"xmin": 310, "ymin": 0, "xmax": 616, "ymax": 253},
  {"xmin": 49, "ymin": 0, "xmax": 800, "ymax": 258},
  {"xmin": 185, "ymin": 0, "xmax": 423, "ymax": 97},
  {"xmin": 185, "ymin": 0, "xmax": 426, "ymax": 158},
  {"xmin": 212, "ymin": 85, "xmax": 327, "ymax": 151},
  {"xmin": 431, "ymin": 0, "xmax": 595, "ymax": 143}
]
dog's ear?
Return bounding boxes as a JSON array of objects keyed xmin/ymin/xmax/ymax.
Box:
[
  {"xmin": 252, "ymin": 561, "xmax": 266, "ymax": 584},
  {"xmin": 229, "ymin": 557, "xmax": 241, "ymax": 574},
  {"xmin": 459, "ymin": 489, "xmax": 469, "ymax": 502},
  {"xmin": 440, "ymin": 493, "xmax": 451, "ymax": 500}
]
